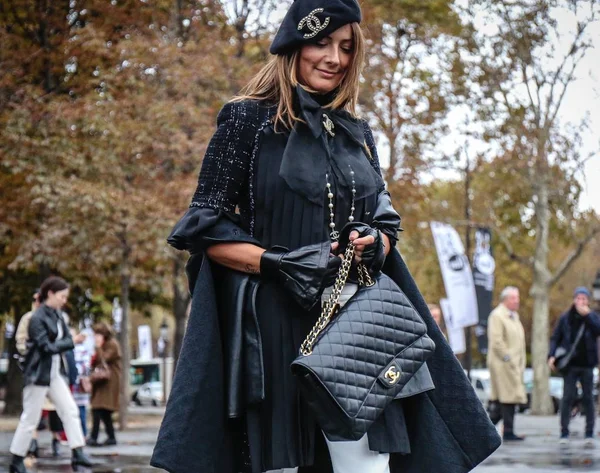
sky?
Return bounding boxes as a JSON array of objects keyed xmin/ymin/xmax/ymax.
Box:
[
  {"xmin": 549, "ymin": 7, "xmax": 600, "ymax": 214},
  {"xmin": 474, "ymin": 3, "xmax": 600, "ymax": 215},
  {"xmin": 432, "ymin": 3, "xmax": 599, "ymax": 215}
]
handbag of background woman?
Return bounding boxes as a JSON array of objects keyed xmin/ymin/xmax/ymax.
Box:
[
  {"xmin": 291, "ymin": 243, "xmax": 436, "ymax": 441},
  {"xmin": 89, "ymin": 359, "xmax": 111, "ymax": 384}
]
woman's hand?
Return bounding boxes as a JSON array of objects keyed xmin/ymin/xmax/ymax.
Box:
[
  {"xmin": 350, "ymin": 230, "xmax": 373, "ymax": 263},
  {"xmin": 73, "ymin": 333, "xmax": 86, "ymax": 345},
  {"xmin": 349, "ymin": 231, "xmax": 390, "ymax": 262},
  {"xmin": 349, "ymin": 230, "xmax": 390, "ymax": 265}
]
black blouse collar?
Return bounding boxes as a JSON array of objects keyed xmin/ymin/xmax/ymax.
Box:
[
  {"xmin": 295, "ymin": 85, "xmax": 365, "ymax": 146},
  {"xmin": 278, "ymin": 86, "xmax": 382, "ymax": 205}
]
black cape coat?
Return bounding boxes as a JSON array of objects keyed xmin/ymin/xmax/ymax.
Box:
[
  {"xmin": 150, "ymin": 249, "xmax": 500, "ymax": 473},
  {"xmin": 151, "ymin": 96, "xmax": 500, "ymax": 472}
]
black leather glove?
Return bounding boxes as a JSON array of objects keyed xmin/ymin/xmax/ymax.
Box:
[
  {"xmin": 260, "ymin": 242, "xmax": 342, "ymax": 310},
  {"xmin": 371, "ymin": 191, "xmax": 402, "ymax": 247},
  {"xmin": 338, "ymin": 222, "xmax": 386, "ymax": 275}
]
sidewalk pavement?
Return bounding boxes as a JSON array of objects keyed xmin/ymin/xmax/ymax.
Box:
[
  {"xmin": 473, "ymin": 414, "xmax": 600, "ymax": 472},
  {"xmin": 0, "ymin": 405, "xmax": 163, "ymax": 472},
  {"xmin": 1, "ymin": 410, "xmax": 600, "ymax": 472}
]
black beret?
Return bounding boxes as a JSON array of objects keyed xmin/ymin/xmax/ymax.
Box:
[{"xmin": 270, "ymin": 0, "xmax": 362, "ymax": 55}]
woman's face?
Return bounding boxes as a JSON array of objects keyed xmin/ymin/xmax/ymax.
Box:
[
  {"xmin": 94, "ymin": 333, "xmax": 105, "ymax": 348},
  {"xmin": 298, "ymin": 24, "xmax": 354, "ymax": 94},
  {"xmin": 45, "ymin": 288, "xmax": 69, "ymax": 310}
]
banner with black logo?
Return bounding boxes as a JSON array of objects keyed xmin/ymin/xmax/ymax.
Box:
[
  {"xmin": 472, "ymin": 227, "xmax": 495, "ymax": 354},
  {"xmin": 430, "ymin": 222, "xmax": 478, "ymax": 329}
]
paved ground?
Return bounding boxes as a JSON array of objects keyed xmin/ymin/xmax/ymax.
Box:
[
  {"xmin": 1, "ymin": 408, "xmax": 600, "ymax": 472},
  {"xmin": 0, "ymin": 405, "xmax": 162, "ymax": 472},
  {"xmin": 473, "ymin": 414, "xmax": 600, "ymax": 472}
]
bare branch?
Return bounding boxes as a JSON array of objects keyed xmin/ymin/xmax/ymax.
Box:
[
  {"xmin": 549, "ymin": 225, "xmax": 600, "ymax": 287},
  {"xmin": 498, "ymin": 2, "xmax": 541, "ymax": 123},
  {"xmin": 544, "ymin": 20, "xmax": 591, "ymax": 128},
  {"xmin": 548, "ymin": 47, "xmax": 589, "ymax": 128},
  {"xmin": 489, "ymin": 221, "xmax": 534, "ymax": 267}
]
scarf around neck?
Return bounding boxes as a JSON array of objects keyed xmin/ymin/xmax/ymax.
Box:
[{"xmin": 278, "ymin": 85, "xmax": 383, "ymax": 205}]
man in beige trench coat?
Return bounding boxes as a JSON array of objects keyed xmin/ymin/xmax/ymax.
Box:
[{"xmin": 487, "ymin": 286, "xmax": 527, "ymax": 441}]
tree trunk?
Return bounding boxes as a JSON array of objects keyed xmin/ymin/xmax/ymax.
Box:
[
  {"xmin": 118, "ymin": 231, "xmax": 131, "ymax": 430},
  {"xmin": 530, "ymin": 180, "xmax": 554, "ymax": 415},
  {"xmin": 172, "ymin": 254, "xmax": 190, "ymax": 373},
  {"xmin": 3, "ymin": 332, "xmax": 23, "ymax": 415},
  {"xmin": 36, "ymin": 0, "xmax": 53, "ymax": 92},
  {"xmin": 174, "ymin": 0, "xmax": 185, "ymax": 40},
  {"xmin": 384, "ymin": 130, "xmax": 397, "ymax": 186}
]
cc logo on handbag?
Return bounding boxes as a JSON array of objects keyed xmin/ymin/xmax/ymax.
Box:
[{"xmin": 384, "ymin": 366, "xmax": 401, "ymax": 385}]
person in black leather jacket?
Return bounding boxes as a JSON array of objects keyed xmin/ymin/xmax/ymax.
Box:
[{"xmin": 9, "ymin": 276, "xmax": 92, "ymax": 473}]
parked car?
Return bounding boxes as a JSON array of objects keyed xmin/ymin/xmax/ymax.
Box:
[
  {"xmin": 522, "ymin": 368, "xmax": 562, "ymax": 413},
  {"xmin": 468, "ymin": 368, "xmax": 562, "ymax": 414},
  {"xmin": 469, "ymin": 369, "xmax": 492, "ymax": 407},
  {"xmin": 133, "ymin": 381, "xmax": 163, "ymax": 406}
]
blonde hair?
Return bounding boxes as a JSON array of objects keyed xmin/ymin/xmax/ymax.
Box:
[{"xmin": 233, "ymin": 23, "xmax": 366, "ymax": 131}]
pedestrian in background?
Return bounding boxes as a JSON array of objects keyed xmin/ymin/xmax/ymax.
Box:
[
  {"xmin": 14, "ymin": 289, "xmax": 42, "ymax": 458},
  {"xmin": 487, "ymin": 286, "xmax": 527, "ymax": 442},
  {"xmin": 428, "ymin": 304, "xmax": 445, "ymax": 333},
  {"xmin": 548, "ymin": 287, "xmax": 600, "ymax": 446},
  {"xmin": 87, "ymin": 322, "xmax": 121, "ymax": 447},
  {"xmin": 9, "ymin": 276, "xmax": 92, "ymax": 473},
  {"xmin": 15, "ymin": 289, "xmax": 40, "ymax": 359},
  {"xmin": 44, "ymin": 399, "xmax": 66, "ymax": 457},
  {"xmin": 70, "ymin": 328, "xmax": 92, "ymax": 437}
]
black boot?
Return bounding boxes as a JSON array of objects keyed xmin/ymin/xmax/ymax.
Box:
[
  {"xmin": 9, "ymin": 455, "xmax": 28, "ymax": 473},
  {"xmin": 52, "ymin": 437, "xmax": 61, "ymax": 457},
  {"xmin": 71, "ymin": 447, "xmax": 92, "ymax": 470},
  {"xmin": 27, "ymin": 438, "xmax": 39, "ymax": 457}
]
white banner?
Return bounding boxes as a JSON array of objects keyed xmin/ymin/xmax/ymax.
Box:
[
  {"xmin": 430, "ymin": 221, "xmax": 479, "ymax": 329},
  {"xmin": 440, "ymin": 298, "xmax": 466, "ymax": 355},
  {"xmin": 138, "ymin": 325, "xmax": 153, "ymax": 360}
]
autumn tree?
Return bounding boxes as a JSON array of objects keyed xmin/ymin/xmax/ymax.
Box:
[
  {"xmin": 466, "ymin": 0, "xmax": 600, "ymax": 413},
  {"xmin": 0, "ymin": 0, "xmax": 241, "ymax": 418},
  {"xmin": 359, "ymin": 0, "xmax": 467, "ymax": 186}
]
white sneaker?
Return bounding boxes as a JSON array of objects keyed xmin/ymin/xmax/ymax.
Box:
[
  {"xmin": 584, "ymin": 437, "xmax": 595, "ymax": 448},
  {"xmin": 559, "ymin": 436, "xmax": 569, "ymax": 445}
]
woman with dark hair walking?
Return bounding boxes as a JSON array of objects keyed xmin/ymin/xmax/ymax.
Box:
[
  {"xmin": 86, "ymin": 322, "xmax": 121, "ymax": 447},
  {"xmin": 151, "ymin": 1, "xmax": 500, "ymax": 472},
  {"xmin": 9, "ymin": 276, "xmax": 92, "ymax": 473}
]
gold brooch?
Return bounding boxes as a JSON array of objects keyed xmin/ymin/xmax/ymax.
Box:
[
  {"xmin": 322, "ymin": 114, "xmax": 335, "ymax": 137},
  {"xmin": 298, "ymin": 8, "xmax": 331, "ymax": 39}
]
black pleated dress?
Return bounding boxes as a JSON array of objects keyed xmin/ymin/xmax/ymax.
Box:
[{"xmin": 167, "ymin": 88, "xmax": 409, "ymax": 472}]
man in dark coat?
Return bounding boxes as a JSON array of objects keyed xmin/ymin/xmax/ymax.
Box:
[{"xmin": 548, "ymin": 286, "xmax": 600, "ymax": 446}]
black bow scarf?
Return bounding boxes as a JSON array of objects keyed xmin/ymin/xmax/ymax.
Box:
[{"xmin": 279, "ymin": 86, "xmax": 383, "ymax": 205}]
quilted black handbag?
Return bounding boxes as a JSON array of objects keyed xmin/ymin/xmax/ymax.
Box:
[{"xmin": 291, "ymin": 243, "xmax": 436, "ymax": 441}]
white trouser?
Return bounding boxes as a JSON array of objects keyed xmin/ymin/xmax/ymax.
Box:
[
  {"xmin": 265, "ymin": 433, "xmax": 390, "ymax": 473},
  {"xmin": 10, "ymin": 375, "xmax": 85, "ymax": 456},
  {"xmin": 266, "ymin": 284, "xmax": 390, "ymax": 473}
]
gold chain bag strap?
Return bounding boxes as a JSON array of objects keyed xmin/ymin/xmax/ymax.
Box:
[
  {"xmin": 291, "ymin": 243, "xmax": 435, "ymax": 441},
  {"xmin": 300, "ymin": 243, "xmax": 373, "ymax": 356}
]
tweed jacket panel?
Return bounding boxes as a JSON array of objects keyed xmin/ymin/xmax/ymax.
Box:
[
  {"xmin": 189, "ymin": 100, "xmax": 386, "ymax": 236},
  {"xmin": 190, "ymin": 101, "xmax": 276, "ymax": 219}
]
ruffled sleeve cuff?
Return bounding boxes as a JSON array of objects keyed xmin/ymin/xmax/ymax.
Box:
[
  {"xmin": 167, "ymin": 206, "xmax": 261, "ymax": 253},
  {"xmin": 371, "ymin": 191, "xmax": 402, "ymax": 247}
]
